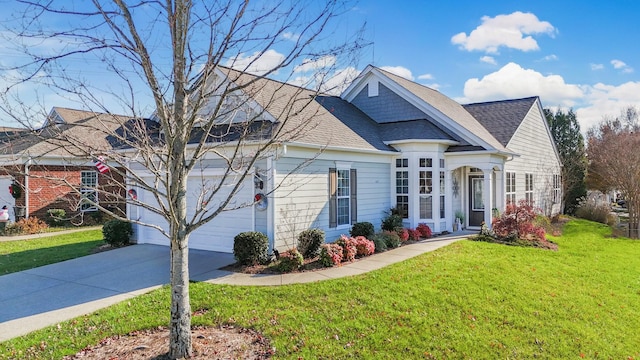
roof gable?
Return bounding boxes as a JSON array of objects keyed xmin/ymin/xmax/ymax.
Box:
[
  {"xmin": 341, "ymin": 65, "xmax": 510, "ymax": 153},
  {"xmin": 463, "ymin": 97, "xmax": 538, "ymax": 147}
]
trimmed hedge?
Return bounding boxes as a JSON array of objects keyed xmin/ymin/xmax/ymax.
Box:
[
  {"xmin": 297, "ymin": 228, "xmax": 325, "ymax": 259},
  {"xmin": 102, "ymin": 219, "xmax": 132, "ymax": 247},
  {"xmin": 233, "ymin": 231, "xmax": 269, "ymax": 265}
]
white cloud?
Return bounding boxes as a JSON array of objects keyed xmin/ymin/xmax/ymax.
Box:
[
  {"xmin": 380, "ymin": 66, "xmax": 414, "ymax": 80},
  {"xmin": 480, "ymin": 56, "xmax": 497, "ymax": 65},
  {"xmin": 282, "ymin": 32, "xmax": 300, "ymax": 42},
  {"xmin": 451, "ymin": 11, "xmax": 556, "ymax": 53},
  {"xmin": 611, "ymin": 59, "xmax": 634, "ymax": 73},
  {"xmin": 576, "ymin": 81, "xmax": 640, "ymax": 130},
  {"xmin": 541, "ymin": 54, "xmax": 558, "ymax": 61},
  {"xmin": 224, "ymin": 49, "xmax": 286, "ymax": 76},
  {"xmin": 591, "ymin": 63, "xmax": 604, "ymax": 71},
  {"xmin": 319, "ymin": 67, "xmax": 360, "ymax": 95},
  {"xmin": 293, "ymin": 55, "xmax": 337, "ymax": 73},
  {"xmin": 461, "ymin": 62, "xmax": 583, "ymax": 107},
  {"xmin": 418, "ymin": 73, "xmax": 434, "ymax": 80}
]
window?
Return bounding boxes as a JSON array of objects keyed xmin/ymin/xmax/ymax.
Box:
[
  {"xmin": 505, "ymin": 171, "xmax": 516, "ymax": 204},
  {"xmin": 440, "ymin": 171, "xmax": 445, "ymax": 219},
  {"xmin": 396, "ymin": 159, "xmax": 409, "ymax": 218},
  {"xmin": 553, "ymin": 174, "xmax": 561, "ymax": 203},
  {"xmin": 329, "ymin": 167, "xmax": 357, "ymax": 227},
  {"xmin": 80, "ymin": 171, "xmax": 98, "ymax": 212},
  {"xmin": 525, "ymin": 173, "xmax": 533, "ymax": 204},
  {"xmin": 419, "ymin": 158, "xmax": 433, "ymax": 219}
]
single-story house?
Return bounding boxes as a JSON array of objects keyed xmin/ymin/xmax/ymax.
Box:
[
  {"xmin": 0, "ymin": 107, "xmax": 128, "ymax": 222},
  {"xmin": 129, "ymin": 65, "xmax": 562, "ymax": 253}
]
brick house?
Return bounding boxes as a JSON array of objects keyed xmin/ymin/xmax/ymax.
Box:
[{"xmin": 0, "ymin": 108, "xmax": 128, "ymax": 222}]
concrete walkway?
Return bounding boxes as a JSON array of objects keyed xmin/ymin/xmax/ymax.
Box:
[{"xmin": 0, "ymin": 232, "xmax": 470, "ymax": 342}]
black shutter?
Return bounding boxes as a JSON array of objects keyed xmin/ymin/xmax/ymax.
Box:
[
  {"xmin": 350, "ymin": 168, "xmax": 357, "ymax": 224},
  {"xmin": 329, "ymin": 168, "xmax": 337, "ymax": 228}
]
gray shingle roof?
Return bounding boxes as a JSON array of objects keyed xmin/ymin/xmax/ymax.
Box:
[
  {"xmin": 0, "ymin": 107, "xmax": 132, "ymax": 158},
  {"xmin": 221, "ymin": 68, "xmax": 395, "ymax": 152},
  {"xmin": 380, "ymin": 119, "xmax": 458, "ymax": 142},
  {"xmin": 463, "ymin": 97, "xmax": 538, "ymax": 147}
]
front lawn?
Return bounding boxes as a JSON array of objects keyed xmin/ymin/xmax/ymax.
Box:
[
  {"xmin": 2, "ymin": 220, "xmax": 640, "ymax": 359},
  {"xmin": 0, "ymin": 229, "xmax": 104, "ymax": 275}
]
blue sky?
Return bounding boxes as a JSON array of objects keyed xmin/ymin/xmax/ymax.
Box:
[
  {"xmin": 1, "ymin": 1, "xmax": 639, "ymax": 132},
  {"xmin": 345, "ymin": 1, "xmax": 640, "ymax": 131}
]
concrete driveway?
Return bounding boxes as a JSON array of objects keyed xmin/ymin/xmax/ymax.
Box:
[{"xmin": 0, "ymin": 244, "xmax": 235, "ymax": 342}]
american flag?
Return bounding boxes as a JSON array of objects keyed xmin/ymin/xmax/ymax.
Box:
[{"xmin": 94, "ymin": 156, "xmax": 109, "ymax": 174}]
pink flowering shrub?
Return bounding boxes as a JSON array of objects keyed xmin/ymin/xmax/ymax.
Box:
[
  {"xmin": 335, "ymin": 235, "xmax": 357, "ymax": 262},
  {"xmin": 354, "ymin": 236, "xmax": 375, "ymax": 257},
  {"xmin": 319, "ymin": 243, "xmax": 343, "ymax": 267},
  {"xmin": 398, "ymin": 228, "xmax": 410, "ymax": 243},
  {"xmin": 416, "ymin": 223, "xmax": 432, "ymax": 238},
  {"xmin": 408, "ymin": 228, "xmax": 421, "ymax": 241}
]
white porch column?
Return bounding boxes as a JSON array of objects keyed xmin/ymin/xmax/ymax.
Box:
[
  {"xmin": 494, "ymin": 169, "xmax": 504, "ymax": 214},
  {"xmin": 483, "ymin": 170, "xmax": 493, "ymax": 227},
  {"xmin": 445, "ymin": 169, "xmax": 453, "ymax": 232}
]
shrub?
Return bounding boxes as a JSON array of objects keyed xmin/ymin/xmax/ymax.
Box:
[
  {"xmin": 407, "ymin": 228, "xmax": 421, "ymax": 241},
  {"xmin": 381, "ymin": 210, "xmax": 403, "ymax": 232},
  {"xmin": 398, "ymin": 228, "xmax": 410, "ymax": 243},
  {"xmin": 275, "ymin": 248, "xmax": 304, "ymax": 273},
  {"xmin": 4, "ymin": 217, "xmax": 49, "ymax": 235},
  {"xmin": 416, "ymin": 223, "xmax": 432, "ymax": 238},
  {"xmin": 354, "ymin": 236, "xmax": 375, "ymax": 257},
  {"xmin": 350, "ymin": 222, "xmax": 375, "ymax": 238},
  {"xmin": 575, "ymin": 197, "xmax": 614, "ymax": 225},
  {"xmin": 335, "ymin": 235, "xmax": 357, "ymax": 262},
  {"xmin": 381, "ymin": 230, "xmax": 401, "ymax": 249},
  {"xmin": 46, "ymin": 209, "xmax": 67, "ymax": 227},
  {"xmin": 371, "ymin": 234, "xmax": 388, "ymax": 253},
  {"xmin": 233, "ymin": 231, "xmax": 269, "ymax": 266},
  {"xmin": 102, "ymin": 219, "xmax": 132, "ymax": 247},
  {"xmin": 297, "ymin": 228, "xmax": 325, "ymax": 259},
  {"xmin": 319, "ymin": 243, "xmax": 343, "ymax": 267},
  {"xmin": 490, "ymin": 200, "xmax": 556, "ymax": 250}
]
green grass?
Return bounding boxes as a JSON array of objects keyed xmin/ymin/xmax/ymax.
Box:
[
  {"xmin": 0, "ymin": 229, "xmax": 104, "ymax": 275},
  {"xmin": 2, "ymin": 220, "xmax": 640, "ymax": 359}
]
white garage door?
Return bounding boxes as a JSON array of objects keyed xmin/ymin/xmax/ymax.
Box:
[{"xmin": 136, "ymin": 174, "xmax": 254, "ymax": 253}]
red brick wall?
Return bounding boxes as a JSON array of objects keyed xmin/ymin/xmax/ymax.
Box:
[{"xmin": 5, "ymin": 165, "xmax": 126, "ymax": 221}]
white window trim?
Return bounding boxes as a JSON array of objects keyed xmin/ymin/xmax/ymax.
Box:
[
  {"xmin": 80, "ymin": 170, "xmax": 98, "ymax": 212},
  {"xmin": 505, "ymin": 171, "xmax": 516, "ymax": 205},
  {"xmin": 334, "ymin": 162, "xmax": 352, "ymax": 229},
  {"xmin": 525, "ymin": 173, "xmax": 533, "ymax": 204}
]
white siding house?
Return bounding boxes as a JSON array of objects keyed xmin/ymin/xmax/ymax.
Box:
[{"xmin": 129, "ymin": 65, "xmax": 562, "ymax": 253}]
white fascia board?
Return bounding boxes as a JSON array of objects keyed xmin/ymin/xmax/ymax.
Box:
[
  {"xmin": 282, "ymin": 141, "xmax": 398, "ymax": 156},
  {"xmin": 383, "ymin": 139, "xmax": 459, "ymax": 146},
  {"xmin": 445, "ymin": 149, "xmax": 520, "ymax": 158},
  {"xmin": 339, "ymin": 65, "xmax": 373, "ymax": 100}
]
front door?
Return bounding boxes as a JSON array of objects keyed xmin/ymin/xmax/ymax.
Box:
[{"xmin": 468, "ymin": 175, "xmax": 484, "ymax": 227}]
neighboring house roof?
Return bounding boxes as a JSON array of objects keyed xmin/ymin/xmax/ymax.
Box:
[
  {"xmin": 0, "ymin": 107, "xmax": 132, "ymax": 159},
  {"xmin": 463, "ymin": 97, "xmax": 538, "ymax": 147}
]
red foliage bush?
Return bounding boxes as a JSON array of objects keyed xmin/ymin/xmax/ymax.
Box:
[
  {"xmin": 407, "ymin": 228, "xmax": 421, "ymax": 241},
  {"xmin": 398, "ymin": 228, "xmax": 410, "ymax": 243},
  {"xmin": 416, "ymin": 223, "xmax": 432, "ymax": 238},
  {"xmin": 491, "ymin": 200, "xmax": 558, "ymax": 250},
  {"xmin": 492, "ymin": 200, "xmax": 544, "ymax": 241},
  {"xmin": 354, "ymin": 236, "xmax": 375, "ymax": 257}
]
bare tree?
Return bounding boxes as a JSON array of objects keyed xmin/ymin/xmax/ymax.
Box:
[
  {"xmin": 0, "ymin": 1, "xmax": 364, "ymax": 357},
  {"xmin": 586, "ymin": 106, "xmax": 640, "ymax": 238}
]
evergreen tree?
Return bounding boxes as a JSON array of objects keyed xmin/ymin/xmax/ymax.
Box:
[{"xmin": 544, "ymin": 108, "xmax": 587, "ymax": 214}]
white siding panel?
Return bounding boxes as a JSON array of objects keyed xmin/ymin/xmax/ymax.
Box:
[
  {"xmin": 505, "ymin": 101, "xmax": 562, "ymax": 215},
  {"xmin": 274, "ymin": 157, "xmax": 390, "ymax": 251}
]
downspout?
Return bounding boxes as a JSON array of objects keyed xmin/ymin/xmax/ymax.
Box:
[{"xmin": 24, "ymin": 157, "xmax": 31, "ymax": 219}]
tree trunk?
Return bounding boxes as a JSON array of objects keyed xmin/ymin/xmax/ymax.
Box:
[{"xmin": 169, "ymin": 236, "xmax": 192, "ymax": 358}]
